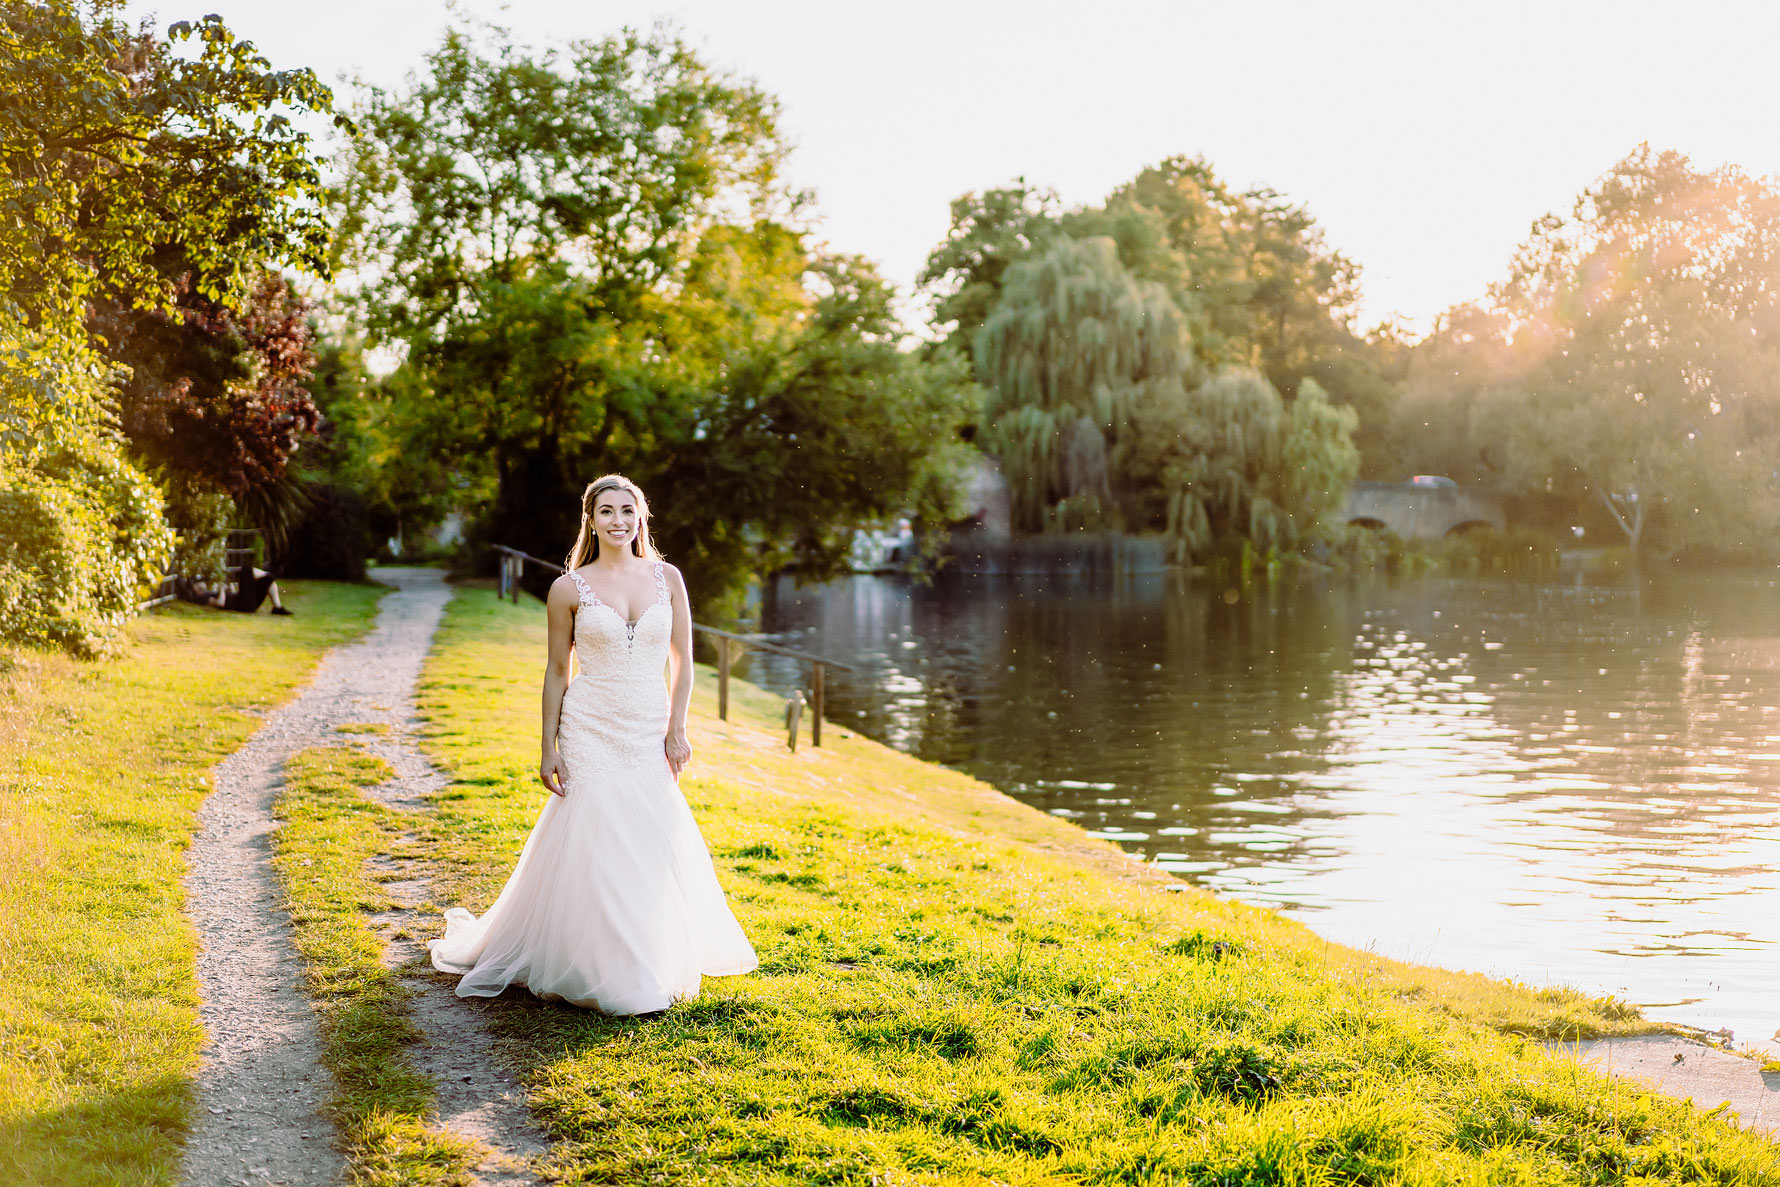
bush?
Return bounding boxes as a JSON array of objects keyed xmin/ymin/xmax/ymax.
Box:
[
  {"xmin": 1304, "ymin": 521, "xmax": 1421, "ymax": 574},
  {"xmin": 160, "ymin": 470, "xmax": 233, "ymax": 584},
  {"xmin": 0, "ymin": 440, "xmax": 175, "ymax": 655},
  {"xmin": 273, "ymin": 483, "xmax": 368, "ymax": 581},
  {"xmin": 1436, "ymin": 525, "xmax": 1561, "ymax": 578}
]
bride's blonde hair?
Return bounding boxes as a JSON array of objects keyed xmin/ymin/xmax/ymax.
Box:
[{"xmin": 565, "ymin": 474, "xmax": 663, "ymax": 570}]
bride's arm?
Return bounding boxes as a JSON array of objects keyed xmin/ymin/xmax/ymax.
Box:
[
  {"xmin": 665, "ymin": 564, "xmax": 694, "ymax": 778},
  {"xmin": 539, "ymin": 576, "xmax": 577, "ymax": 796}
]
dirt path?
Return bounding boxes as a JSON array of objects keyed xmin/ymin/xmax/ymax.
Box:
[
  {"xmin": 180, "ymin": 568, "xmax": 545, "ymax": 1187},
  {"xmin": 1554, "ymin": 1035, "xmax": 1780, "ymax": 1137}
]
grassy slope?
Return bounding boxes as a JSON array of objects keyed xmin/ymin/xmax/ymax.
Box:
[
  {"xmin": 0, "ymin": 583, "xmax": 386, "ymax": 1186},
  {"xmin": 411, "ymin": 586, "xmax": 1778, "ymax": 1185}
]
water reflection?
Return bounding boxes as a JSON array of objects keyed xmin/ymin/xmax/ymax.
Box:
[{"xmin": 747, "ymin": 572, "xmax": 1780, "ymax": 1052}]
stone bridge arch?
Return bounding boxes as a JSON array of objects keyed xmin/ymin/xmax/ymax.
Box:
[{"xmin": 1340, "ymin": 481, "xmax": 1505, "ymax": 539}]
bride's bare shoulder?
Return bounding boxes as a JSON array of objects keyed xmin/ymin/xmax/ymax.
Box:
[{"xmin": 546, "ymin": 573, "xmax": 583, "ymax": 607}]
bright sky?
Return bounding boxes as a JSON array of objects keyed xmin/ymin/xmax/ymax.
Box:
[{"xmin": 124, "ymin": 0, "xmax": 1780, "ymax": 337}]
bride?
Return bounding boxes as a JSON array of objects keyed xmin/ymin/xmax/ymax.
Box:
[{"xmin": 429, "ymin": 474, "xmax": 758, "ymax": 1013}]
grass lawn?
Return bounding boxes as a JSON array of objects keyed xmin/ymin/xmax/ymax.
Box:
[
  {"xmin": 404, "ymin": 586, "xmax": 1780, "ymax": 1185},
  {"xmin": 0, "ymin": 583, "xmax": 387, "ymax": 1186}
]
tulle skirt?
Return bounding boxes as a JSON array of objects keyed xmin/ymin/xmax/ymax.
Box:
[{"xmin": 428, "ymin": 735, "xmax": 757, "ymax": 1015}]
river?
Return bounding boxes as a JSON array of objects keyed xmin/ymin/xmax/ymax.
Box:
[{"xmin": 745, "ymin": 569, "xmax": 1780, "ymax": 1054}]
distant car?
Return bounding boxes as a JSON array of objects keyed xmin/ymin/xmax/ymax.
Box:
[{"xmin": 1409, "ymin": 475, "xmax": 1458, "ymax": 489}]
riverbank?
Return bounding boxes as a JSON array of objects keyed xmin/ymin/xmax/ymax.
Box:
[{"xmin": 405, "ymin": 585, "xmax": 1779, "ymax": 1182}]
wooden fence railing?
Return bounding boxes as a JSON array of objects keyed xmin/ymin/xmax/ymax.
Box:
[
  {"xmin": 138, "ymin": 529, "xmax": 262, "ymax": 611},
  {"xmin": 138, "ymin": 575, "xmax": 178, "ymax": 611},
  {"xmin": 493, "ymin": 544, "xmax": 856, "ymax": 746}
]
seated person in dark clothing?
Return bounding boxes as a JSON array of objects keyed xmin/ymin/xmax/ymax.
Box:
[{"xmin": 175, "ymin": 569, "xmax": 293, "ymax": 615}]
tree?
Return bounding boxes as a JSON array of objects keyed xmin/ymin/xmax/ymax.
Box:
[
  {"xmin": 925, "ymin": 156, "xmax": 1400, "ymax": 491},
  {"xmin": 974, "ymin": 237, "xmax": 1195, "ymax": 532},
  {"xmin": 337, "ymin": 25, "xmax": 971, "ymax": 612},
  {"xmin": 0, "ymin": 3, "xmax": 344, "ymax": 650},
  {"xmin": 0, "ymin": 326, "xmax": 174, "ymax": 654},
  {"xmin": 646, "ymin": 257, "xmax": 975, "ymax": 608},
  {"xmin": 1, "ymin": 3, "xmax": 343, "ymax": 327},
  {"xmin": 1155, "ymin": 371, "xmax": 1358, "ymax": 562},
  {"xmin": 1098, "ymin": 157, "xmax": 1392, "ymax": 443},
  {"xmin": 1278, "ymin": 378, "xmax": 1361, "ymax": 535},
  {"xmin": 340, "ymin": 24, "xmax": 787, "ymax": 344},
  {"xmin": 1397, "ymin": 146, "xmax": 1780, "ymax": 555},
  {"xmin": 917, "ymin": 181, "xmax": 1060, "ymax": 365},
  {"xmin": 94, "ymin": 274, "xmax": 322, "ymax": 495}
]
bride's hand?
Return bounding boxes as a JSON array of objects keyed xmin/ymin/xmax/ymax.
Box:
[
  {"xmin": 665, "ymin": 731, "xmax": 692, "ymax": 780},
  {"xmin": 540, "ymin": 749, "xmax": 567, "ymax": 797}
]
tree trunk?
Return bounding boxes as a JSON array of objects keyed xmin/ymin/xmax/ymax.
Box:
[{"xmin": 1596, "ymin": 485, "xmax": 1644, "ymax": 551}]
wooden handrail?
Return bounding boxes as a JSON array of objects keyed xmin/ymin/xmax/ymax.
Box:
[
  {"xmin": 493, "ymin": 544, "xmax": 855, "ymax": 745},
  {"xmin": 138, "ymin": 574, "xmax": 178, "ymax": 611}
]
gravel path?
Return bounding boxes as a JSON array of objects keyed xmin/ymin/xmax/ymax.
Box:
[{"xmin": 180, "ymin": 568, "xmax": 546, "ymax": 1187}]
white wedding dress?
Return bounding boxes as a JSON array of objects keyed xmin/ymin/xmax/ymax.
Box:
[{"xmin": 428, "ymin": 561, "xmax": 758, "ymax": 1014}]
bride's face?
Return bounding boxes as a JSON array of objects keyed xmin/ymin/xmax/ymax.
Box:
[{"xmin": 592, "ymin": 490, "xmax": 639, "ymax": 552}]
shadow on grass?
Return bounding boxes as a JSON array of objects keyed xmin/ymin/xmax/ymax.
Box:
[{"xmin": 1, "ymin": 1073, "xmax": 190, "ymax": 1184}]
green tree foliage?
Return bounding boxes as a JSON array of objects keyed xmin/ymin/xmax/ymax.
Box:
[
  {"xmin": 1, "ymin": 2, "xmax": 343, "ymax": 650},
  {"xmin": 0, "ymin": 331, "xmax": 173, "ymax": 654},
  {"xmin": 927, "ymin": 158, "xmax": 1385, "ymax": 551},
  {"xmin": 925, "ymin": 160, "xmax": 1395, "ymax": 420},
  {"xmin": 1, "ymin": 3, "xmax": 343, "ymax": 326},
  {"xmin": 1395, "ymin": 146, "xmax": 1780, "ymax": 555},
  {"xmin": 1103, "ymin": 160, "xmax": 1363, "ymax": 381},
  {"xmin": 338, "ymin": 25, "xmax": 970, "ymax": 611},
  {"xmin": 975, "ymin": 237, "xmax": 1194, "ymax": 532},
  {"xmin": 1152, "ymin": 371, "xmax": 1358, "ymax": 562},
  {"xmin": 1279, "ymin": 379, "xmax": 1362, "ymax": 532},
  {"xmin": 917, "ymin": 181, "xmax": 1060, "ymax": 365},
  {"xmin": 335, "ymin": 22, "xmax": 791, "ymax": 340},
  {"xmin": 969, "ymin": 234, "xmax": 1360, "ymax": 558},
  {"xmin": 304, "ymin": 338, "xmax": 459, "ymax": 560}
]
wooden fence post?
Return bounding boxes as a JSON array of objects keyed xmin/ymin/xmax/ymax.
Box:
[
  {"xmin": 785, "ymin": 690, "xmax": 805, "ymax": 752},
  {"xmin": 812, "ymin": 662, "xmax": 824, "ymax": 747},
  {"xmin": 717, "ymin": 638, "xmax": 731, "ymax": 722}
]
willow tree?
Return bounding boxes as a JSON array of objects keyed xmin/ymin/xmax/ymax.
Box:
[
  {"xmin": 975, "ymin": 237, "xmax": 1193, "ymax": 531},
  {"xmin": 1148, "ymin": 371, "xmax": 1358, "ymax": 561}
]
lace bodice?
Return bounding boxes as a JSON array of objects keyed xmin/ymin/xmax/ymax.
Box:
[{"xmin": 560, "ymin": 563, "xmax": 672, "ymax": 770}]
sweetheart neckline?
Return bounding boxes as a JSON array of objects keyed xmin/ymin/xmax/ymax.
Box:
[{"xmin": 568, "ymin": 565, "xmax": 668, "ymax": 629}]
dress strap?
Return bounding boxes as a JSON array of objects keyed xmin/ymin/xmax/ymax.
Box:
[
  {"xmin": 567, "ymin": 569, "xmax": 597, "ymax": 606},
  {"xmin": 653, "ymin": 562, "xmax": 669, "ymax": 605}
]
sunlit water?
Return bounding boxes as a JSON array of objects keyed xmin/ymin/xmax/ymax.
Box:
[{"xmin": 745, "ymin": 571, "xmax": 1780, "ymax": 1053}]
